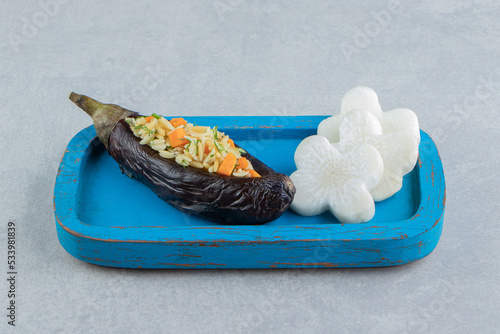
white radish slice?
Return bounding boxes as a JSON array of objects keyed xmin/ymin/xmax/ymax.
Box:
[
  {"xmin": 379, "ymin": 108, "xmax": 420, "ymax": 143},
  {"xmin": 333, "ymin": 109, "xmax": 420, "ymax": 201},
  {"xmin": 340, "ymin": 86, "xmax": 383, "ymax": 117},
  {"xmin": 318, "ymin": 86, "xmax": 383, "ymax": 143},
  {"xmin": 318, "ymin": 86, "xmax": 420, "ymax": 144},
  {"xmin": 290, "ymin": 135, "xmax": 383, "ymax": 224},
  {"xmin": 368, "ymin": 132, "xmax": 419, "ymax": 201},
  {"xmin": 316, "ymin": 113, "xmax": 343, "ymax": 143}
]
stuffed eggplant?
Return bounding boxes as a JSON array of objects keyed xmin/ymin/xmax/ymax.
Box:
[{"xmin": 69, "ymin": 93, "xmax": 295, "ymax": 225}]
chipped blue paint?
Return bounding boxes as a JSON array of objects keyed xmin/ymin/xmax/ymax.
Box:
[{"xmin": 53, "ymin": 116, "xmax": 445, "ymax": 269}]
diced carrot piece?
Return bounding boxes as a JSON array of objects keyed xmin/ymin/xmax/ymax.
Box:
[
  {"xmin": 145, "ymin": 116, "xmax": 154, "ymax": 122},
  {"xmin": 217, "ymin": 153, "xmax": 237, "ymax": 176},
  {"xmin": 236, "ymin": 157, "xmax": 249, "ymax": 170},
  {"xmin": 204, "ymin": 144, "xmax": 211, "ymax": 154},
  {"xmin": 168, "ymin": 128, "xmax": 188, "ymax": 147},
  {"xmin": 170, "ymin": 118, "xmax": 187, "ymax": 128},
  {"xmin": 248, "ymin": 169, "xmax": 261, "ymax": 178},
  {"xmin": 227, "ymin": 138, "xmax": 235, "ymax": 148}
]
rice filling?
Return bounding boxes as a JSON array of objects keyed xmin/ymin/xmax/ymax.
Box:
[{"xmin": 125, "ymin": 115, "xmax": 260, "ymax": 178}]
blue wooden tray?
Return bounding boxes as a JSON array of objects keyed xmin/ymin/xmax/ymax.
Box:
[{"xmin": 54, "ymin": 116, "xmax": 445, "ymax": 269}]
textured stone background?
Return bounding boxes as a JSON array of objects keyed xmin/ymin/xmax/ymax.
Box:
[{"xmin": 1, "ymin": 0, "xmax": 499, "ymax": 333}]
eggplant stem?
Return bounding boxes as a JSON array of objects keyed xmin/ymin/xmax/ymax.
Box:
[
  {"xmin": 69, "ymin": 92, "xmax": 137, "ymax": 148},
  {"xmin": 69, "ymin": 92, "xmax": 102, "ymax": 118}
]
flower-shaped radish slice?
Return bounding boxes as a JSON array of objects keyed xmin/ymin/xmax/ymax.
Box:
[
  {"xmin": 333, "ymin": 109, "xmax": 420, "ymax": 201},
  {"xmin": 378, "ymin": 108, "xmax": 420, "ymax": 143},
  {"xmin": 290, "ymin": 135, "xmax": 383, "ymax": 224},
  {"xmin": 318, "ymin": 86, "xmax": 420, "ymax": 144},
  {"xmin": 318, "ymin": 86, "xmax": 382, "ymax": 143},
  {"xmin": 340, "ymin": 86, "xmax": 383, "ymax": 117}
]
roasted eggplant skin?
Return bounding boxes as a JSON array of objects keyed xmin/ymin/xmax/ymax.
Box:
[
  {"xmin": 70, "ymin": 93, "xmax": 295, "ymax": 225},
  {"xmin": 109, "ymin": 119, "xmax": 295, "ymax": 225}
]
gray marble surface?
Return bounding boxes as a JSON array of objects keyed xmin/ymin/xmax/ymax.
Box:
[{"xmin": 1, "ymin": 0, "xmax": 499, "ymax": 333}]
